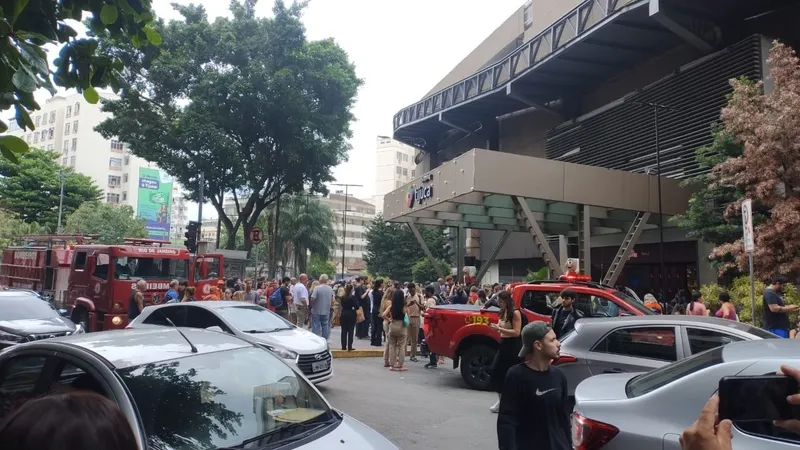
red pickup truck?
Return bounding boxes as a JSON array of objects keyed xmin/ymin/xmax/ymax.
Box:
[{"xmin": 423, "ymin": 277, "xmax": 654, "ymax": 390}]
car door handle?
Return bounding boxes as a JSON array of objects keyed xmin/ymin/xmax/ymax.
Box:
[{"xmin": 603, "ymin": 368, "xmax": 627, "ymax": 374}]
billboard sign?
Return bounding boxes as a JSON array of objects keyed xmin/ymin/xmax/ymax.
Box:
[{"xmin": 137, "ymin": 168, "xmax": 173, "ymax": 240}]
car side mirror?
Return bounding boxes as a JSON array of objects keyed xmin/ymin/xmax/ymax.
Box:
[
  {"xmin": 58, "ymin": 309, "xmax": 69, "ymax": 318},
  {"xmin": 205, "ymin": 326, "xmax": 224, "ymax": 333}
]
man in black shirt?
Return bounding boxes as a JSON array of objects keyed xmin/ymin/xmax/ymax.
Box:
[
  {"xmin": 497, "ymin": 321, "xmax": 571, "ymax": 450},
  {"xmin": 763, "ymin": 276, "xmax": 798, "ymax": 338},
  {"xmin": 275, "ymin": 277, "xmax": 292, "ymax": 320},
  {"xmin": 550, "ymin": 288, "xmax": 582, "ymax": 339}
]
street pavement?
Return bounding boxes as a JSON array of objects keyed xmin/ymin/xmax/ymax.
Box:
[{"xmin": 318, "ymin": 357, "xmax": 499, "ymax": 450}]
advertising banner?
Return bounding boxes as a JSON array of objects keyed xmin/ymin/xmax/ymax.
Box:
[{"xmin": 137, "ymin": 168, "xmax": 173, "ymax": 240}]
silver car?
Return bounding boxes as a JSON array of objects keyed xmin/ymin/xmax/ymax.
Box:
[
  {"xmin": 554, "ymin": 315, "xmax": 777, "ymax": 397},
  {"xmin": 573, "ymin": 339, "xmax": 800, "ymax": 450},
  {"xmin": 0, "ymin": 328, "xmax": 397, "ymax": 449},
  {"xmin": 129, "ymin": 301, "xmax": 333, "ymax": 384}
]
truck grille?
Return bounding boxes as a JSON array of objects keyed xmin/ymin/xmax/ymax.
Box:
[{"xmin": 296, "ymin": 351, "xmax": 332, "ymax": 377}]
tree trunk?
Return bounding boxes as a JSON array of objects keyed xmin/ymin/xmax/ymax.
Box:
[
  {"xmin": 225, "ymin": 224, "xmax": 237, "ymax": 250},
  {"xmin": 266, "ymin": 212, "xmax": 274, "ymax": 279},
  {"xmin": 268, "ymin": 196, "xmax": 282, "ymax": 279}
]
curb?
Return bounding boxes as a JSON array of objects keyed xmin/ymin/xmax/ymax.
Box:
[{"xmin": 331, "ymin": 349, "xmax": 414, "ymax": 359}]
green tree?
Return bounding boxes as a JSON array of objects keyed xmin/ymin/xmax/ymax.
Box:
[
  {"xmin": 308, "ymin": 255, "xmax": 336, "ymax": 280},
  {"xmin": 275, "ymin": 193, "xmax": 337, "ymax": 274},
  {"xmin": 0, "ymin": 209, "xmax": 44, "ymax": 249},
  {"xmin": 95, "ymin": 1, "xmax": 361, "ymax": 253},
  {"xmin": 0, "ymin": 148, "xmax": 102, "ymax": 230},
  {"xmin": 411, "ymin": 258, "xmax": 451, "ymax": 284},
  {"xmin": 64, "ymin": 202, "xmax": 147, "ymax": 244},
  {"xmin": 0, "ymin": 0, "xmax": 160, "ymax": 162},
  {"xmin": 364, "ymin": 216, "xmax": 451, "ymax": 282}
]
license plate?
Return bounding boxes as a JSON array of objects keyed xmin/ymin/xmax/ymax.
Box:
[{"xmin": 311, "ymin": 360, "xmax": 329, "ymax": 372}]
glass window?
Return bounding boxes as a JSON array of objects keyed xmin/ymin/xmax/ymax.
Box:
[
  {"xmin": 411, "ymin": 169, "xmax": 416, "ymax": 177},
  {"xmin": 0, "ymin": 295, "xmax": 61, "ymax": 321},
  {"xmin": 0, "ymin": 356, "xmax": 48, "ymax": 421},
  {"xmin": 69, "ymin": 156, "xmax": 75, "ymax": 167},
  {"xmin": 106, "ymin": 193, "xmax": 119, "ymax": 203},
  {"xmin": 611, "ymin": 290, "xmax": 655, "ymax": 315},
  {"xmin": 395, "ymin": 166, "xmax": 401, "ymax": 175},
  {"xmin": 74, "ymin": 102, "xmax": 80, "ymax": 115},
  {"xmin": 64, "ymin": 123, "xmax": 70, "ymax": 134},
  {"xmin": 122, "ymin": 191, "xmax": 127, "ymax": 201},
  {"xmin": 626, "ymin": 347, "xmax": 723, "ymax": 398},
  {"xmin": 71, "ymin": 138, "xmax": 77, "ymax": 151},
  {"xmin": 520, "ymin": 290, "xmax": 558, "ymax": 316},
  {"xmin": 396, "ymin": 151, "xmax": 402, "ymax": 162},
  {"xmin": 194, "ymin": 257, "xmax": 221, "ymax": 281},
  {"xmin": 184, "ymin": 307, "xmax": 230, "ymax": 331},
  {"xmin": 35, "ymin": 116, "xmax": 41, "ymax": 126},
  {"xmin": 117, "ymin": 347, "xmax": 335, "ymax": 450},
  {"xmin": 116, "ymin": 257, "xmax": 188, "ymax": 281},
  {"xmin": 33, "ymin": 133, "xmax": 38, "ymax": 143},
  {"xmin": 48, "ymin": 128, "xmax": 54, "ymax": 139},
  {"xmin": 63, "ymin": 141, "xmax": 69, "ymax": 153},
  {"xmin": 593, "ymin": 327, "xmax": 677, "ymax": 362},
  {"xmin": 74, "ymin": 252, "xmax": 87, "ymax": 270},
  {"xmin": 524, "ymin": 0, "xmax": 533, "ymax": 28},
  {"xmin": 402, "ymin": 168, "xmax": 408, "ymax": 176},
  {"xmin": 109, "ymin": 158, "xmax": 122, "ymax": 169},
  {"xmin": 686, "ymin": 328, "xmax": 743, "ymax": 355},
  {"xmin": 72, "ymin": 121, "xmax": 78, "ymax": 133},
  {"xmin": 123, "ymin": 173, "xmax": 129, "ymax": 183},
  {"xmin": 61, "ymin": 157, "xmax": 67, "ymax": 166},
  {"xmin": 92, "ymin": 253, "xmax": 110, "ymax": 280},
  {"xmin": 142, "ymin": 305, "xmax": 188, "ymax": 327},
  {"xmin": 66, "ymin": 105, "xmax": 72, "ymax": 117},
  {"xmin": 49, "ymin": 111, "xmax": 55, "ymax": 123},
  {"xmin": 402, "ymin": 153, "xmax": 409, "ymax": 162}
]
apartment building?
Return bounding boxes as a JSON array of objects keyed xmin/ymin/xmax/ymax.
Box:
[
  {"xmin": 6, "ymin": 92, "xmax": 186, "ymax": 237},
  {"xmin": 373, "ymin": 136, "xmax": 418, "ymax": 212},
  {"xmin": 319, "ymin": 193, "xmax": 376, "ymax": 275}
]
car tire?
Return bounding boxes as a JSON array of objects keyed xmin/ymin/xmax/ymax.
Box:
[
  {"xmin": 460, "ymin": 345, "xmax": 495, "ymax": 391},
  {"xmin": 72, "ymin": 307, "xmax": 90, "ymax": 332}
]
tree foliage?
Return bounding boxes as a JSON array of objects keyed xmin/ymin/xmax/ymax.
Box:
[
  {"xmin": 0, "ymin": 0, "xmax": 159, "ymax": 162},
  {"xmin": 0, "ymin": 209, "xmax": 44, "ymax": 250},
  {"xmin": 364, "ymin": 216, "xmax": 451, "ymax": 282},
  {"xmin": 274, "ymin": 193, "xmax": 337, "ymax": 274},
  {"xmin": 700, "ymin": 276, "xmax": 800, "ymax": 326},
  {"xmin": 411, "ymin": 258, "xmax": 451, "ymax": 284},
  {"xmin": 0, "ymin": 148, "xmax": 101, "ymax": 230},
  {"xmin": 95, "ymin": 1, "xmax": 361, "ymax": 252},
  {"xmin": 308, "ymin": 254, "xmax": 335, "ymax": 280},
  {"xmin": 64, "ymin": 202, "xmax": 147, "ymax": 244},
  {"xmin": 709, "ymin": 41, "xmax": 800, "ymax": 277}
]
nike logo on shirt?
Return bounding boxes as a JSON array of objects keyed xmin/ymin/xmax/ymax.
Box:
[{"xmin": 535, "ymin": 388, "xmax": 555, "ymax": 396}]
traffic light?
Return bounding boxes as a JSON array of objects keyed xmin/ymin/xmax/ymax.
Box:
[{"xmin": 184, "ymin": 221, "xmax": 199, "ymax": 253}]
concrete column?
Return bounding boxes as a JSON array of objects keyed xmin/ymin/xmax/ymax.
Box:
[
  {"xmin": 558, "ymin": 235, "xmax": 569, "ymax": 268},
  {"xmin": 466, "ymin": 228, "xmax": 481, "ymax": 259}
]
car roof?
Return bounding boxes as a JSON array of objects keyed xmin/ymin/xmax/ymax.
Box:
[
  {"xmin": 574, "ymin": 315, "xmax": 767, "ymax": 335},
  {"xmin": 51, "ymin": 327, "xmax": 253, "ymax": 369},
  {"xmin": 0, "ymin": 290, "xmax": 40, "ymax": 298},
  {"xmin": 721, "ymin": 339, "xmax": 799, "ymax": 362},
  {"xmin": 146, "ymin": 301, "xmax": 256, "ymax": 311}
]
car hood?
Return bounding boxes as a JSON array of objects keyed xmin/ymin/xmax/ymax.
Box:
[
  {"xmin": 574, "ymin": 372, "xmax": 640, "ymax": 403},
  {"xmin": 246, "ymin": 328, "xmax": 328, "ymax": 353},
  {"xmin": 298, "ymin": 414, "xmax": 398, "ymax": 449},
  {"xmin": 0, "ymin": 317, "xmax": 76, "ymax": 336}
]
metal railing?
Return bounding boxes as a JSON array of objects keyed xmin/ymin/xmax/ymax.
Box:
[{"xmin": 393, "ymin": 0, "xmax": 638, "ymax": 131}]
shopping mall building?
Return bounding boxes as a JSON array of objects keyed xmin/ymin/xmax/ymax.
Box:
[{"xmin": 383, "ymin": 0, "xmax": 800, "ymax": 298}]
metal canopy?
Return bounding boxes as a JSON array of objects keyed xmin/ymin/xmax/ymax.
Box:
[{"xmin": 383, "ymin": 149, "xmax": 691, "ymax": 237}]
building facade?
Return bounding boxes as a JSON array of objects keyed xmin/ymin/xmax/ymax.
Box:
[
  {"xmin": 7, "ymin": 92, "xmax": 186, "ymax": 237},
  {"xmin": 319, "ymin": 193, "xmax": 376, "ymax": 275},
  {"xmin": 373, "ymin": 136, "xmax": 419, "ymax": 212},
  {"xmin": 387, "ymin": 0, "xmax": 799, "ymax": 297}
]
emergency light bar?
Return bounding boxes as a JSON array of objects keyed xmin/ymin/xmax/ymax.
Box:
[{"xmin": 558, "ymin": 274, "xmax": 592, "ymax": 282}]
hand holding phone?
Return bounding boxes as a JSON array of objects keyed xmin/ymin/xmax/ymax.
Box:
[{"xmin": 718, "ymin": 373, "xmax": 800, "ymax": 422}]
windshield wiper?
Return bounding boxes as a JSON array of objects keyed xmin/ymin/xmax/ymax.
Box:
[
  {"xmin": 218, "ymin": 418, "xmax": 336, "ymax": 449},
  {"xmin": 264, "ymin": 327, "xmax": 294, "ymax": 333},
  {"xmin": 242, "ymin": 329, "xmax": 268, "ymax": 334}
]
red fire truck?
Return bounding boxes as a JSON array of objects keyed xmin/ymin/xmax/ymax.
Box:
[{"xmin": 1, "ymin": 236, "xmax": 224, "ymax": 332}]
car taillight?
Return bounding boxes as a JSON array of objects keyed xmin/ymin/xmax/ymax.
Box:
[
  {"xmin": 551, "ymin": 353, "xmax": 577, "ymax": 366},
  {"xmin": 572, "ymin": 412, "xmax": 619, "ymax": 450}
]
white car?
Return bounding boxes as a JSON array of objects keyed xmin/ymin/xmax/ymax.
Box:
[{"xmin": 129, "ymin": 301, "xmax": 333, "ymax": 384}]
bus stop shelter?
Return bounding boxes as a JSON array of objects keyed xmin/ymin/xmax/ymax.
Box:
[{"xmin": 382, "ymin": 149, "xmax": 692, "ymax": 285}]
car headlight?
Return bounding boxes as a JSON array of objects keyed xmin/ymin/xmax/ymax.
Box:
[
  {"xmin": 0, "ymin": 331, "xmax": 24, "ymax": 343},
  {"xmin": 262, "ymin": 345, "xmax": 299, "ymax": 363}
]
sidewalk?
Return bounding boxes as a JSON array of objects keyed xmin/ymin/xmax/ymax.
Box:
[{"xmin": 297, "ymin": 324, "xmax": 420, "ymax": 358}]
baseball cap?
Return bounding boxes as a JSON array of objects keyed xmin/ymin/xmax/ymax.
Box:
[{"xmin": 518, "ymin": 321, "xmax": 553, "ymax": 358}]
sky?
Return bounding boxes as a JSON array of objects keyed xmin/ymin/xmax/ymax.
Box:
[{"xmin": 32, "ymin": 0, "xmax": 526, "ymax": 219}]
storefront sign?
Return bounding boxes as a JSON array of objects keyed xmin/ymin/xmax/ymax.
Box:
[{"xmin": 407, "ymin": 184, "xmax": 434, "ymax": 208}]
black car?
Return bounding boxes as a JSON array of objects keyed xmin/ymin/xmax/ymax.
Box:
[{"xmin": 0, "ymin": 291, "xmax": 82, "ymax": 348}]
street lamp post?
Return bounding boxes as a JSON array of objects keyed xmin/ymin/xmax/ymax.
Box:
[
  {"xmin": 330, "ymin": 183, "xmax": 362, "ymax": 281},
  {"xmin": 56, "ymin": 172, "xmax": 66, "ymax": 233},
  {"xmin": 632, "ymin": 100, "xmax": 679, "ymax": 299}
]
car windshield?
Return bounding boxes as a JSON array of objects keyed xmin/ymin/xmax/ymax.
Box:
[
  {"xmin": 625, "ymin": 346, "xmax": 724, "ymax": 398},
  {"xmin": 613, "ymin": 290, "xmax": 656, "ymax": 315},
  {"xmin": 217, "ymin": 306, "xmax": 293, "ymax": 332},
  {"xmin": 118, "ymin": 347, "xmax": 335, "ymax": 450},
  {"xmin": 114, "ymin": 257, "xmax": 188, "ymax": 281},
  {"xmin": 0, "ymin": 296, "xmax": 60, "ymax": 321}
]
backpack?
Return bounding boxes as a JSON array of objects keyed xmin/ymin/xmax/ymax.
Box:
[{"xmin": 269, "ymin": 287, "xmax": 283, "ymax": 307}]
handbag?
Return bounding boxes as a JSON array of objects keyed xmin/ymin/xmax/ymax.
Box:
[
  {"xmin": 403, "ymin": 312, "xmax": 410, "ymax": 327},
  {"xmin": 356, "ymin": 307, "xmax": 365, "ymax": 323}
]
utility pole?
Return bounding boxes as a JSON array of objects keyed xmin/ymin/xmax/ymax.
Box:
[
  {"xmin": 631, "ymin": 100, "xmax": 679, "ymax": 299},
  {"xmin": 56, "ymin": 171, "xmax": 66, "ymax": 233},
  {"xmin": 330, "ymin": 183, "xmax": 362, "ymax": 281}
]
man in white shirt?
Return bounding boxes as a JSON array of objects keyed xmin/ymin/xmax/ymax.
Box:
[{"xmin": 292, "ymin": 273, "xmax": 310, "ymax": 328}]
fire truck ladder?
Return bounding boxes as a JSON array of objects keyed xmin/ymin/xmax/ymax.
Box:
[
  {"xmin": 515, "ymin": 196, "xmax": 563, "ymax": 278},
  {"xmin": 601, "ymin": 212, "xmax": 651, "ymax": 286}
]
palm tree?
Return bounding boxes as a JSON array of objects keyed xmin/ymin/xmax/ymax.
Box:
[{"xmin": 275, "ymin": 193, "xmax": 337, "ymax": 275}]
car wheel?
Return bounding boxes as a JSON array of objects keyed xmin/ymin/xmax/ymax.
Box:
[
  {"xmin": 72, "ymin": 307, "xmax": 90, "ymax": 332},
  {"xmin": 460, "ymin": 345, "xmax": 495, "ymax": 391}
]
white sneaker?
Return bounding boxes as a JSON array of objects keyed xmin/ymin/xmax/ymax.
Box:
[{"xmin": 490, "ymin": 400, "xmax": 500, "ymax": 413}]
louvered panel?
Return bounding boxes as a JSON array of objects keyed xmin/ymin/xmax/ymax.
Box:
[{"xmin": 546, "ymin": 36, "xmax": 762, "ymax": 180}]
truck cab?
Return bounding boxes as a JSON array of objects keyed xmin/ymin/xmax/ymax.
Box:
[{"xmin": 67, "ymin": 239, "xmax": 224, "ymax": 332}]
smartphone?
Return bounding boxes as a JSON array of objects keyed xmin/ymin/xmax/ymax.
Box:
[{"xmin": 718, "ymin": 375, "xmax": 800, "ymax": 422}]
